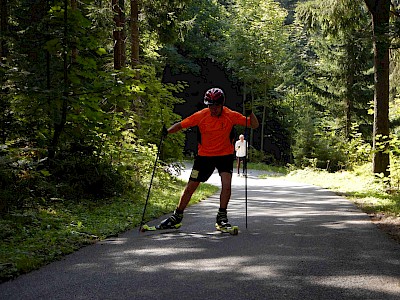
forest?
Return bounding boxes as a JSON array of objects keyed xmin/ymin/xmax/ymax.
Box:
[
  {"xmin": 1, "ymin": 0, "xmax": 400, "ymax": 278},
  {"xmin": 0, "ymin": 0, "xmax": 400, "ymax": 278},
  {"xmin": 3, "ymin": 0, "xmax": 400, "ymax": 209}
]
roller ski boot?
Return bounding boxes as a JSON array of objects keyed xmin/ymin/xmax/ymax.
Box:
[
  {"xmin": 141, "ymin": 210, "xmax": 183, "ymax": 232},
  {"xmin": 215, "ymin": 210, "xmax": 239, "ymax": 235}
]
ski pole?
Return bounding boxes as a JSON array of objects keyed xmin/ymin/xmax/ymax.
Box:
[
  {"xmin": 244, "ymin": 101, "xmax": 252, "ymax": 229},
  {"xmin": 245, "ymin": 117, "xmax": 248, "ymax": 229},
  {"xmin": 139, "ymin": 129, "xmax": 166, "ymax": 232}
]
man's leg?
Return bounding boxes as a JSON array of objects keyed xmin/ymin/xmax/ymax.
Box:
[
  {"xmin": 158, "ymin": 180, "xmax": 200, "ymax": 229},
  {"xmin": 215, "ymin": 154, "xmax": 234, "ymax": 228},
  {"xmin": 158, "ymin": 155, "xmax": 212, "ymax": 229},
  {"xmin": 177, "ymin": 180, "xmax": 201, "ymax": 211},
  {"xmin": 215, "ymin": 172, "xmax": 233, "ymax": 228},
  {"xmin": 236, "ymin": 158, "xmax": 240, "ymax": 174},
  {"xmin": 219, "ymin": 172, "xmax": 232, "ymax": 209}
]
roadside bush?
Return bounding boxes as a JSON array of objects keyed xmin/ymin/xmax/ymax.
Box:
[
  {"xmin": 0, "ymin": 146, "xmax": 53, "ymax": 212},
  {"xmin": 293, "ymin": 122, "xmax": 372, "ymax": 172},
  {"xmin": 50, "ymin": 153, "xmax": 126, "ymax": 200},
  {"xmin": 344, "ymin": 124, "xmax": 372, "ymax": 169}
]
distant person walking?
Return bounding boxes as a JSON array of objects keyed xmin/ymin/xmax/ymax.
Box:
[{"xmin": 235, "ymin": 134, "xmax": 247, "ymax": 175}]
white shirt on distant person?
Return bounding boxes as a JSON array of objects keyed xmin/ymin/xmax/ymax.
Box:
[{"xmin": 235, "ymin": 138, "xmax": 246, "ymax": 158}]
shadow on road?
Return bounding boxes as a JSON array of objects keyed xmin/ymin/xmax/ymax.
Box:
[{"xmin": 1, "ymin": 167, "xmax": 400, "ymax": 299}]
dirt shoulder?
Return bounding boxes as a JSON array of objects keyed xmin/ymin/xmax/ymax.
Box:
[{"xmin": 369, "ymin": 213, "xmax": 400, "ymax": 244}]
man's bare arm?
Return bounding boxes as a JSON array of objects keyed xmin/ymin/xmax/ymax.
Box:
[
  {"xmin": 250, "ymin": 112, "xmax": 259, "ymax": 129},
  {"xmin": 167, "ymin": 122, "xmax": 183, "ymax": 134}
]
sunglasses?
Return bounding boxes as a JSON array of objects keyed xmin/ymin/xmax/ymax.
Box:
[{"xmin": 207, "ymin": 102, "xmax": 223, "ymax": 107}]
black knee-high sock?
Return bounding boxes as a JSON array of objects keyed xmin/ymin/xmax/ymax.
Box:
[{"xmin": 175, "ymin": 208, "xmax": 184, "ymax": 214}]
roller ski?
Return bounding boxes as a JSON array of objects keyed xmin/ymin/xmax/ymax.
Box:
[
  {"xmin": 140, "ymin": 210, "xmax": 183, "ymax": 232},
  {"xmin": 215, "ymin": 223, "xmax": 239, "ymax": 235},
  {"xmin": 140, "ymin": 223, "xmax": 182, "ymax": 232},
  {"xmin": 215, "ymin": 210, "xmax": 239, "ymax": 235}
]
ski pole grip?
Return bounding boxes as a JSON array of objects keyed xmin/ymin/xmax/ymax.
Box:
[
  {"xmin": 244, "ymin": 102, "xmax": 252, "ymax": 116},
  {"xmin": 162, "ymin": 125, "xmax": 168, "ymax": 137}
]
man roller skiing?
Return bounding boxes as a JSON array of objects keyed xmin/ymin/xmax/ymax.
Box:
[{"xmin": 158, "ymin": 87, "xmax": 259, "ymax": 231}]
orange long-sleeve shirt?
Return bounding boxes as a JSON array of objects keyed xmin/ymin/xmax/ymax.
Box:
[{"xmin": 181, "ymin": 107, "xmax": 249, "ymax": 156}]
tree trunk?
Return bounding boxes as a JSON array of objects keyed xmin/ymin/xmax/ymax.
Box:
[
  {"xmin": 113, "ymin": 0, "xmax": 126, "ymax": 69},
  {"xmin": 364, "ymin": 0, "xmax": 390, "ymax": 176},
  {"xmin": 131, "ymin": 0, "xmax": 139, "ymax": 67},
  {"xmin": 344, "ymin": 69, "xmax": 354, "ymax": 139},
  {"xmin": 71, "ymin": 0, "xmax": 78, "ymax": 62},
  {"xmin": 49, "ymin": 0, "xmax": 69, "ymax": 159},
  {"xmin": 261, "ymin": 84, "xmax": 267, "ymax": 152},
  {"xmin": 0, "ymin": 0, "xmax": 8, "ymax": 59},
  {"xmin": 242, "ymin": 82, "xmax": 247, "ymax": 115},
  {"xmin": 250, "ymin": 86, "xmax": 255, "ymax": 151}
]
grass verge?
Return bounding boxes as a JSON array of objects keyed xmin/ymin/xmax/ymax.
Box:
[
  {"xmin": 0, "ymin": 178, "xmax": 218, "ymax": 283},
  {"xmin": 247, "ymin": 162, "xmax": 288, "ymax": 175}
]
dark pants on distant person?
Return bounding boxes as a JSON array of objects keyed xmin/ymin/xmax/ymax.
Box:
[{"xmin": 237, "ymin": 156, "xmax": 246, "ymax": 174}]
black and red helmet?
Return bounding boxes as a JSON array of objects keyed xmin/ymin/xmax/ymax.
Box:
[{"xmin": 204, "ymin": 88, "xmax": 225, "ymax": 105}]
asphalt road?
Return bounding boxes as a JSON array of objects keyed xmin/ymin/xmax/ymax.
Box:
[{"xmin": 1, "ymin": 167, "xmax": 400, "ymax": 299}]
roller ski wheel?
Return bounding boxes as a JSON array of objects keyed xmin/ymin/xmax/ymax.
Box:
[
  {"xmin": 140, "ymin": 223, "xmax": 182, "ymax": 232},
  {"xmin": 215, "ymin": 224, "xmax": 239, "ymax": 235}
]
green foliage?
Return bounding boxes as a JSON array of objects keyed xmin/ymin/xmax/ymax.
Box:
[
  {"xmin": 0, "ymin": 181, "xmax": 219, "ymax": 282},
  {"xmin": 385, "ymin": 135, "xmax": 400, "ymax": 190},
  {"xmin": 162, "ymin": 0, "xmax": 231, "ymax": 74},
  {"xmin": 224, "ymin": 0, "xmax": 288, "ymax": 84},
  {"xmin": 388, "ymin": 155, "xmax": 400, "ymax": 191},
  {"xmin": 3, "ymin": 0, "xmax": 400, "ymax": 282},
  {"xmin": 248, "ymin": 147, "xmax": 269, "ymax": 164},
  {"xmin": 286, "ymin": 0, "xmax": 375, "ymax": 171},
  {"xmin": 345, "ymin": 123, "xmax": 372, "ymax": 167},
  {"xmin": 290, "ymin": 95, "xmax": 372, "ymax": 172},
  {"xmin": 294, "ymin": 0, "xmax": 373, "ymax": 139},
  {"xmin": 0, "ymin": 146, "xmax": 52, "ymax": 212},
  {"xmin": 142, "ymin": 0, "xmax": 193, "ymax": 45},
  {"xmin": 0, "ymin": 0, "xmax": 187, "ymax": 213},
  {"xmin": 0, "ymin": 61, "xmax": 186, "ymax": 210},
  {"xmin": 127, "ymin": 65, "xmax": 187, "ymax": 160},
  {"xmin": 50, "ymin": 154, "xmax": 126, "ymax": 200}
]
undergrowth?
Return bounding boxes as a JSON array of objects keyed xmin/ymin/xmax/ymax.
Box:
[{"xmin": 0, "ymin": 179, "xmax": 218, "ymax": 283}]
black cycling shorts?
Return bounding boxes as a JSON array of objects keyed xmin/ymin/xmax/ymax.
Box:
[{"xmin": 189, "ymin": 154, "xmax": 234, "ymax": 182}]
